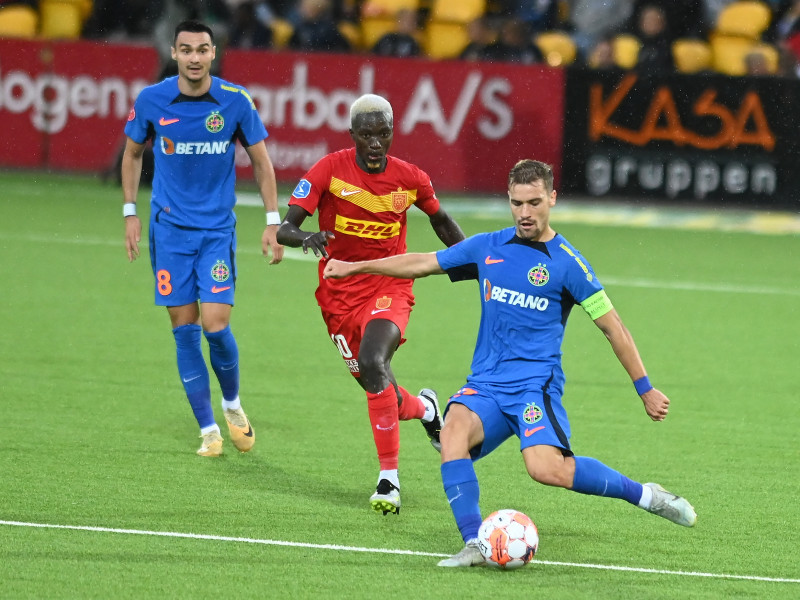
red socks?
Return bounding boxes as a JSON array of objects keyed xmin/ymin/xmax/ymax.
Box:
[
  {"xmin": 397, "ymin": 386, "xmax": 425, "ymax": 420},
  {"xmin": 367, "ymin": 385, "xmax": 427, "ymax": 470},
  {"xmin": 367, "ymin": 385, "xmax": 400, "ymax": 470}
]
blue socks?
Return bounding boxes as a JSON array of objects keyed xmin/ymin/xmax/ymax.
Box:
[
  {"xmin": 572, "ymin": 456, "xmax": 643, "ymax": 505},
  {"xmin": 173, "ymin": 324, "xmax": 213, "ymax": 429},
  {"xmin": 440, "ymin": 455, "xmax": 642, "ymax": 543},
  {"xmin": 441, "ymin": 459, "xmax": 483, "ymax": 543},
  {"xmin": 204, "ymin": 325, "xmax": 240, "ymax": 401}
]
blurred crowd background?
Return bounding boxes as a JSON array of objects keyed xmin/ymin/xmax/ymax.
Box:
[{"xmin": 1, "ymin": 0, "xmax": 799, "ymax": 78}]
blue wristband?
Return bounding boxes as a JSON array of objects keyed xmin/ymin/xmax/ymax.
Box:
[{"xmin": 634, "ymin": 376, "xmax": 653, "ymax": 395}]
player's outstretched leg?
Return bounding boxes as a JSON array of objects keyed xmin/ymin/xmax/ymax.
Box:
[
  {"xmin": 437, "ymin": 541, "xmax": 485, "ymax": 568},
  {"xmin": 570, "ymin": 457, "xmax": 697, "ymax": 527},
  {"xmin": 223, "ymin": 398, "xmax": 255, "ymax": 453},
  {"xmin": 642, "ymin": 483, "xmax": 697, "ymax": 527},
  {"xmin": 418, "ymin": 388, "xmax": 443, "ymax": 452},
  {"xmin": 370, "ymin": 479, "xmax": 401, "ymax": 515}
]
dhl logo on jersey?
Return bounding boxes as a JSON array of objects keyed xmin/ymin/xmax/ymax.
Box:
[
  {"xmin": 334, "ymin": 215, "xmax": 401, "ymax": 239},
  {"xmin": 330, "ymin": 177, "xmax": 415, "ymax": 213}
]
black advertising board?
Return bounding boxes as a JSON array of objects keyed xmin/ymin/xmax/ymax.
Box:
[{"xmin": 562, "ymin": 68, "xmax": 800, "ymax": 208}]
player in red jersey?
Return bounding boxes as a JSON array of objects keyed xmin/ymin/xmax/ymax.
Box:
[{"xmin": 277, "ymin": 94, "xmax": 465, "ymax": 515}]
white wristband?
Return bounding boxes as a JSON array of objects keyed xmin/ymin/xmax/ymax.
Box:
[
  {"xmin": 266, "ymin": 211, "xmax": 281, "ymax": 226},
  {"xmin": 123, "ymin": 203, "xmax": 137, "ymax": 217}
]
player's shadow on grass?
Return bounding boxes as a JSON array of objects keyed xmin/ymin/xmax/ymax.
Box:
[{"xmin": 221, "ymin": 454, "xmax": 372, "ymax": 509}]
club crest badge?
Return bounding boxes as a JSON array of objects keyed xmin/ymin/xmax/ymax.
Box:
[
  {"xmin": 391, "ymin": 191, "xmax": 408, "ymax": 212},
  {"xmin": 211, "ymin": 260, "xmax": 230, "ymax": 282},
  {"xmin": 375, "ymin": 296, "xmax": 392, "ymax": 310},
  {"xmin": 528, "ymin": 264, "xmax": 549, "ymax": 287},
  {"xmin": 206, "ymin": 111, "xmax": 224, "ymax": 133},
  {"xmin": 523, "ymin": 403, "xmax": 543, "ymax": 424}
]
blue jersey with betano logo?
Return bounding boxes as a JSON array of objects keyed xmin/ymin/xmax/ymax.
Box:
[
  {"xmin": 436, "ymin": 227, "xmax": 605, "ymax": 386},
  {"xmin": 124, "ymin": 76, "xmax": 268, "ymax": 230}
]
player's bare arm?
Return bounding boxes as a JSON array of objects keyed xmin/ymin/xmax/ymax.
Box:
[
  {"xmin": 428, "ymin": 207, "xmax": 465, "ymax": 247},
  {"xmin": 323, "ymin": 252, "xmax": 444, "ymax": 280},
  {"xmin": 121, "ymin": 136, "xmax": 145, "ymax": 262},
  {"xmin": 247, "ymin": 141, "xmax": 284, "ymax": 265},
  {"xmin": 593, "ymin": 309, "xmax": 670, "ymax": 422},
  {"xmin": 276, "ymin": 204, "xmax": 335, "ymax": 258}
]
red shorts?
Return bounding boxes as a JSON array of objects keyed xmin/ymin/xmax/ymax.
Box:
[{"xmin": 320, "ymin": 287, "xmax": 415, "ymax": 377}]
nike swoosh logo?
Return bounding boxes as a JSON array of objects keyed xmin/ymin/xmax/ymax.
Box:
[
  {"xmin": 341, "ymin": 189, "xmax": 360, "ymax": 196},
  {"xmin": 485, "ymin": 256, "xmax": 504, "ymax": 264},
  {"xmin": 375, "ymin": 423, "xmax": 396, "ymax": 431},
  {"xmin": 242, "ymin": 424, "xmax": 253, "ymax": 438},
  {"xmin": 447, "ymin": 492, "xmax": 463, "ymax": 505},
  {"xmin": 182, "ymin": 375, "xmax": 201, "ymax": 383},
  {"xmin": 211, "ymin": 286, "xmax": 231, "ymax": 293},
  {"xmin": 524, "ymin": 426, "xmax": 545, "ymax": 437},
  {"xmin": 371, "ymin": 309, "xmax": 390, "ymax": 315},
  {"xmin": 159, "ymin": 117, "xmax": 180, "ymax": 126}
]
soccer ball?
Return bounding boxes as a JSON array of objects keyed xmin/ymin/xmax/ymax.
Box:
[{"xmin": 477, "ymin": 509, "xmax": 539, "ymax": 569}]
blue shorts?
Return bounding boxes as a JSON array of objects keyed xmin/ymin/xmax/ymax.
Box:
[
  {"xmin": 444, "ymin": 379, "xmax": 573, "ymax": 460},
  {"xmin": 149, "ymin": 219, "xmax": 237, "ymax": 307}
]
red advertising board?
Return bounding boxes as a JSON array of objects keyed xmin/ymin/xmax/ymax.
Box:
[
  {"xmin": 223, "ymin": 50, "xmax": 565, "ymax": 191},
  {"xmin": 0, "ymin": 38, "xmax": 159, "ymax": 171},
  {"xmin": 0, "ymin": 40, "xmax": 564, "ymax": 192}
]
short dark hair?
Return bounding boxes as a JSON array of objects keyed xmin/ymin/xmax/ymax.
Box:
[
  {"xmin": 508, "ymin": 159, "xmax": 553, "ymax": 193},
  {"xmin": 173, "ymin": 20, "xmax": 214, "ymax": 45}
]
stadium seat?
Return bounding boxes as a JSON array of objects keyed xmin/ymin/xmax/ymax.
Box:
[
  {"xmin": 0, "ymin": 5, "xmax": 38, "ymax": 38},
  {"xmin": 361, "ymin": 18, "xmax": 397, "ymax": 50},
  {"xmin": 613, "ymin": 34, "xmax": 641, "ymax": 69},
  {"xmin": 534, "ymin": 31, "xmax": 577, "ymax": 67},
  {"xmin": 338, "ymin": 20, "xmax": 362, "ymax": 49},
  {"xmin": 672, "ymin": 38, "xmax": 713, "ymax": 73},
  {"xmin": 270, "ymin": 18, "xmax": 294, "ymax": 49},
  {"xmin": 715, "ymin": 1, "xmax": 772, "ymax": 40},
  {"xmin": 710, "ymin": 33, "xmax": 756, "ymax": 75},
  {"xmin": 360, "ymin": 0, "xmax": 419, "ymax": 51},
  {"xmin": 424, "ymin": 0, "xmax": 485, "ymax": 59},
  {"xmin": 39, "ymin": 0, "xmax": 93, "ymax": 39},
  {"xmin": 361, "ymin": 0, "xmax": 419, "ymax": 17},
  {"xmin": 428, "ymin": 0, "xmax": 485, "ymax": 22},
  {"xmin": 424, "ymin": 21, "xmax": 471, "ymax": 59}
]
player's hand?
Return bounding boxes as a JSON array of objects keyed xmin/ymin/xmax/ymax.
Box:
[
  {"xmin": 262, "ymin": 225, "xmax": 284, "ymax": 265},
  {"xmin": 322, "ymin": 259, "xmax": 352, "ymax": 279},
  {"xmin": 302, "ymin": 230, "xmax": 335, "ymax": 258},
  {"xmin": 640, "ymin": 387, "xmax": 669, "ymax": 421},
  {"xmin": 125, "ymin": 216, "xmax": 142, "ymax": 262}
]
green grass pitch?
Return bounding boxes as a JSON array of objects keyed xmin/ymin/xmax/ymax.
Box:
[{"xmin": 1, "ymin": 171, "xmax": 799, "ymax": 598}]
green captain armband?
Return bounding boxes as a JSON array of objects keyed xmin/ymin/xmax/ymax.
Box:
[{"xmin": 580, "ymin": 290, "xmax": 613, "ymax": 320}]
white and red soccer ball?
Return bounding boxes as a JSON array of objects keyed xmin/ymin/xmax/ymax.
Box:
[{"xmin": 477, "ymin": 509, "xmax": 539, "ymax": 569}]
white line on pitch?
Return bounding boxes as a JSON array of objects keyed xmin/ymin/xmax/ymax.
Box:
[{"xmin": 1, "ymin": 520, "xmax": 798, "ymax": 584}]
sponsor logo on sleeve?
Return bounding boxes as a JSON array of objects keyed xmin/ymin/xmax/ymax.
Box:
[{"xmin": 293, "ymin": 179, "xmax": 312, "ymax": 199}]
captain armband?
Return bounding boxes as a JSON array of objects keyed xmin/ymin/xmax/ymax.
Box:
[{"xmin": 580, "ymin": 289, "xmax": 613, "ymax": 320}]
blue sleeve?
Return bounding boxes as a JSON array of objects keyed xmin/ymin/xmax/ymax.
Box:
[
  {"xmin": 436, "ymin": 234, "xmax": 486, "ymax": 282},
  {"xmin": 123, "ymin": 90, "xmax": 152, "ymax": 143},
  {"xmin": 559, "ymin": 243, "xmax": 604, "ymax": 303},
  {"xmin": 236, "ymin": 86, "xmax": 268, "ymax": 147}
]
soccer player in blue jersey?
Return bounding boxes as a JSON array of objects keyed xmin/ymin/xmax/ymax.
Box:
[
  {"xmin": 323, "ymin": 159, "xmax": 697, "ymax": 566},
  {"xmin": 121, "ymin": 20, "xmax": 283, "ymax": 457}
]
